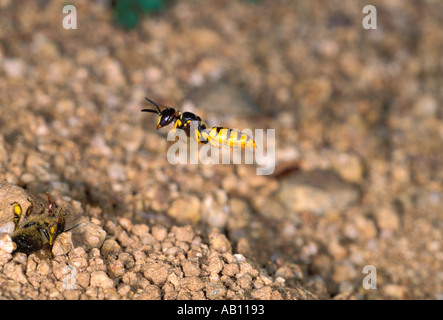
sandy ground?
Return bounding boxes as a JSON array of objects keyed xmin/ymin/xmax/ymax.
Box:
[{"xmin": 0, "ymin": 0, "xmax": 442, "ymax": 299}]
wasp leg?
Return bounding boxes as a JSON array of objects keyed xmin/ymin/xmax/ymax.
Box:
[
  {"xmin": 48, "ymin": 209, "xmax": 65, "ymax": 246},
  {"xmin": 195, "ymin": 128, "xmax": 209, "ymax": 145},
  {"xmin": 56, "ymin": 209, "xmax": 66, "ymax": 234},
  {"xmin": 173, "ymin": 119, "xmax": 179, "ymax": 133},
  {"xmin": 25, "ymin": 197, "xmax": 35, "ymax": 218},
  {"xmin": 27, "ymin": 197, "xmax": 45, "ymax": 216}
]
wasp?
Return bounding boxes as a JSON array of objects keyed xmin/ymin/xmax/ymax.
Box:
[
  {"xmin": 141, "ymin": 97, "xmax": 256, "ymax": 150},
  {"xmin": 10, "ymin": 193, "xmax": 65, "ymax": 255}
]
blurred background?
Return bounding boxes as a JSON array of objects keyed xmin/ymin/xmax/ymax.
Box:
[{"xmin": 0, "ymin": 0, "xmax": 442, "ymax": 299}]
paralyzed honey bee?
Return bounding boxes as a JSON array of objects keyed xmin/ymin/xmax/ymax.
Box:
[
  {"xmin": 10, "ymin": 192, "xmax": 66, "ymax": 255},
  {"xmin": 141, "ymin": 97, "xmax": 256, "ymax": 150}
]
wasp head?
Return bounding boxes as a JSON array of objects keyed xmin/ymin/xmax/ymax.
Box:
[{"xmin": 141, "ymin": 97, "xmax": 176, "ymax": 129}]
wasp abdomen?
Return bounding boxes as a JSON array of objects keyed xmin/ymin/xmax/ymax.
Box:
[{"xmin": 203, "ymin": 127, "xmax": 256, "ymax": 149}]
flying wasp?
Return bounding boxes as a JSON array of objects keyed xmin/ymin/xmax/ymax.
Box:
[
  {"xmin": 141, "ymin": 97, "xmax": 256, "ymax": 150},
  {"xmin": 10, "ymin": 193, "xmax": 66, "ymax": 255}
]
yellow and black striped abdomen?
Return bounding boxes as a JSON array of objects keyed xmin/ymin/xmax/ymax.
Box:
[{"xmin": 202, "ymin": 127, "xmax": 256, "ymax": 150}]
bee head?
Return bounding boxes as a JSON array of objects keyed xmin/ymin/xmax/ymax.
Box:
[{"xmin": 141, "ymin": 97, "xmax": 176, "ymax": 129}]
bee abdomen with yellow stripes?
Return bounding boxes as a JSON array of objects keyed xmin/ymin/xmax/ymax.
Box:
[{"xmin": 204, "ymin": 127, "xmax": 256, "ymax": 150}]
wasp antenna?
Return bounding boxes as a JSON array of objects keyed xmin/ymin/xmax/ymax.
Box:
[
  {"xmin": 141, "ymin": 108, "xmax": 160, "ymax": 114},
  {"xmin": 144, "ymin": 97, "xmax": 161, "ymax": 113},
  {"xmin": 64, "ymin": 223, "xmax": 82, "ymax": 233}
]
